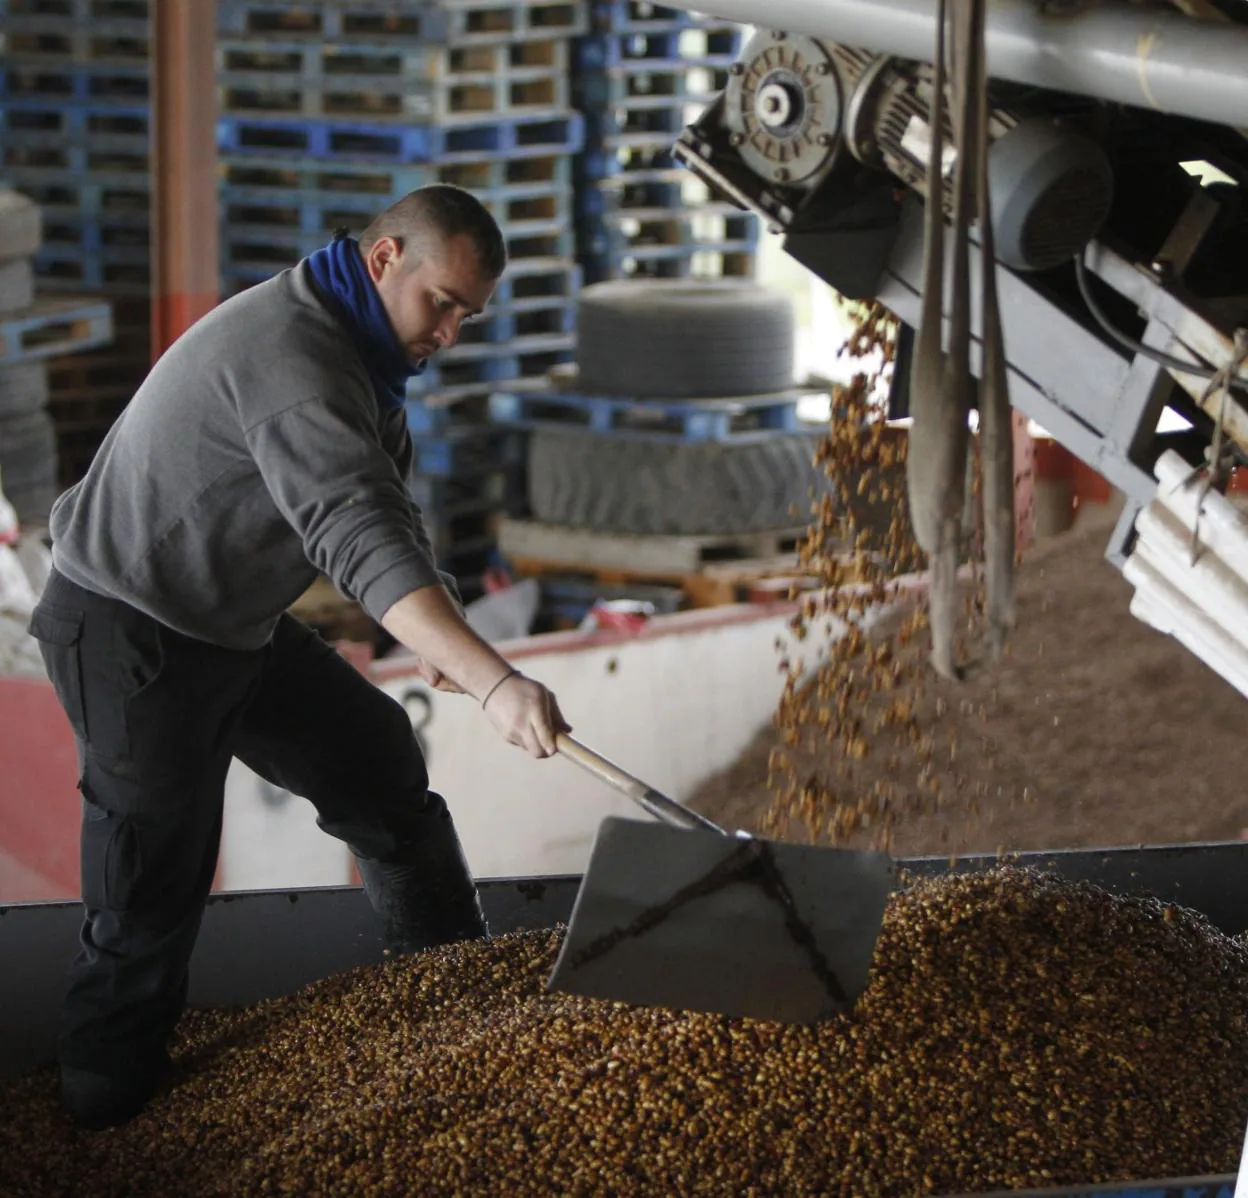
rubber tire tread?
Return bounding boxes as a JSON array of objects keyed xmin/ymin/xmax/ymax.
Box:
[
  {"xmin": 0, "ymin": 259, "xmax": 34, "ymax": 315},
  {"xmin": 0, "ymin": 362, "xmax": 49, "ymax": 418},
  {"xmin": 574, "ymin": 279, "xmax": 795, "ymax": 400},
  {"xmin": 526, "ymin": 428, "xmax": 830, "ymax": 536},
  {"xmin": 0, "ymin": 192, "xmax": 42, "ymax": 265}
]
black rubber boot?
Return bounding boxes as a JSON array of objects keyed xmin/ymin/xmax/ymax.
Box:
[
  {"xmin": 355, "ymin": 805, "xmax": 488, "ymax": 954},
  {"xmin": 59, "ymin": 1052, "xmax": 171, "ymax": 1130}
]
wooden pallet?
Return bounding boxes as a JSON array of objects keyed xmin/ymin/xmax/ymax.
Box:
[
  {"xmin": 497, "ymin": 518, "xmax": 845, "ymax": 607},
  {"xmin": 498, "ymin": 518, "xmax": 807, "ymax": 574}
]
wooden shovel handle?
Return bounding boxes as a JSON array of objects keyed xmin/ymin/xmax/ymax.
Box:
[{"xmin": 555, "ymin": 733, "xmax": 725, "ymax": 835}]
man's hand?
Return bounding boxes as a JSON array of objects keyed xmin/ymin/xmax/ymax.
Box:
[
  {"xmin": 481, "ymin": 671, "xmax": 570, "ymax": 758},
  {"xmin": 413, "ymin": 657, "xmax": 464, "ymax": 693}
]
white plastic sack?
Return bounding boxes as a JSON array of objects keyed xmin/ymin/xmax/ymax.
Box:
[
  {"xmin": 0, "ymin": 462, "xmax": 50, "ymax": 676},
  {"xmin": 0, "ymin": 544, "xmax": 44, "ymax": 677},
  {"xmin": 13, "ymin": 535, "xmax": 50, "ymax": 599},
  {"xmin": 0, "ymin": 466, "xmax": 18, "ymax": 546}
]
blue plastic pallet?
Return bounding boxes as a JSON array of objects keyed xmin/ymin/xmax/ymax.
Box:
[
  {"xmin": 219, "ymin": 37, "xmax": 570, "ymax": 86},
  {"xmin": 0, "ymin": 61, "xmax": 150, "ymax": 104},
  {"xmin": 216, "ymin": 0, "xmax": 588, "ymax": 43},
  {"xmin": 2, "ymin": 144, "xmax": 151, "ymax": 177},
  {"xmin": 218, "ymin": 40, "xmax": 570, "ymax": 125},
  {"xmin": 39, "ymin": 208, "xmax": 150, "ymax": 248},
  {"xmin": 581, "ymin": 242, "xmax": 758, "ymax": 285},
  {"xmin": 408, "ymin": 467, "xmax": 517, "ymax": 518},
  {"xmin": 439, "ymin": 330, "xmax": 574, "ymax": 365},
  {"xmin": 582, "ymin": 100, "xmax": 689, "ymax": 144},
  {"xmin": 0, "ymin": 100, "xmax": 150, "ymax": 141},
  {"xmin": 26, "ymin": 256, "xmax": 150, "ymax": 296},
  {"xmin": 216, "ymin": 109, "xmax": 584, "ymax": 163},
  {"xmin": 588, "ymin": 0, "xmax": 728, "ymax": 32},
  {"xmin": 0, "ymin": 0, "xmax": 149, "ymax": 34},
  {"xmin": 0, "ymin": 169, "xmax": 150, "ymax": 218},
  {"xmin": 492, "ymin": 256, "xmax": 582, "ymax": 306},
  {"xmin": 575, "ymin": 173, "xmax": 687, "ymax": 218},
  {"xmin": 450, "ymin": 300, "xmax": 576, "ymax": 349},
  {"xmin": 0, "ymin": 297, "xmax": 114, "ymax": 365},
  {"xmin": 588, "ymin": 0, "xmax": 742, "ymax": 34},
  {"xmin": 410, "ymin": 342, "xmax": 573, "ymax": 398},
  {"xmin": 573, "ymin": 27, "xmax": 741, "ymax": 71},
  {"xmin": 0, "ymin": 26, "xmax": 151, "ymax": 66},
  {"xmin": 577, "ymin": 141, "xmax": 680, "ymax": 184},
  {"xmin": 578, "ymin": 204, "xmax": 761, "ymax": 258},
  {"xmin": 573, "ymin": 63, "xmax": 731, "ymax": 111},
  {"xmin": 404, "ymin": 392, "xmax": 494, "ymax": 438},
  {"xmin": 215, "ymin": 0, "xmax": 451, "ymax": 43},
  {"xmin": 409, "ymin": 426, "xmax": 525, "ymax": 478},
  {"xmin": 219, "ymin": 152, "xmax": 573, "ymax": 208},
  {"xmin": 423, "ymin": 505, "xmax": 502, "ymax": 557},
  {"xmin": 488, "ymin": 387, "xmax": 816, "ymax": 442},
  {"xmin": 220, "ymin": 180, "xmax": 573, "ymax": 240}
]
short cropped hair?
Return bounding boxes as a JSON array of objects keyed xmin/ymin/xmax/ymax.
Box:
[{"xmin": 359, "ymin": 184, "xmax": 507, "ymax": 279}]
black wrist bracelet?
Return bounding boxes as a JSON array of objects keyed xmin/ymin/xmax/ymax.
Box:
[{"xmin": 481, "ymin": 668, "xmax": 520, "ymax": 709}]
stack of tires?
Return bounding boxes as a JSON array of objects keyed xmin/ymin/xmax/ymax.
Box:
[
  {"xmin": 527, "ymin": 279, "xmax": 829, "ymax": 536},
  {"xmin": 0, "ymin": 192, "xmax": 59, "ymax": 528}
]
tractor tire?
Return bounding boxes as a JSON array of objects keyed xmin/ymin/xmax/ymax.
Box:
[
  {"xmin": 574, "ymin": 279, "xmax": 795, "ymax": 400},
  {"xmin": 0, "ymin": 259, "xmax": 33, "ymax": 315},
  {"xmin": 526, "ymin": 428, "xmax": 829, "ymax": 536},
  {"xmin": 0, "ymin": 191, "xmax": 42, "ymax": 265},
  {"xmin": 0, "ymin": 409, "xmax": 59, "ymax": 522},
  {"xmin": 0, "ymin": 362, "xmax": 49, "ymax": 418}
]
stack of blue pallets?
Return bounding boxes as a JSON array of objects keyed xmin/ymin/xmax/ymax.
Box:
[
  {"xmin": 571, "ymin": 0, "xmax": 756, "ymax": 284},
  {"xmin": 215, "ymin": 0, "xmax": 590, "ymax": 586},
  {"xmin": 0, "ymin": 0, "xmax": 152, "ymax": 483}
]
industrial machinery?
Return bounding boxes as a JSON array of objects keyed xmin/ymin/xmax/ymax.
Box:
[{"xmin": 671, "ymin": 0, "xmax": 1248, "ymax": 691}]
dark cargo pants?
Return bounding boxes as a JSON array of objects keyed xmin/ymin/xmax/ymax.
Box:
[{"xmin": 29, "ymin": 568, "xmax": 475, "ymax": 1082}]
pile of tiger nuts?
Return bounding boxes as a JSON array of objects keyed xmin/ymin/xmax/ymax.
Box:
[{"xmin": 2, "ymin": 867, "xmax": 1247, "ymax": 1196}]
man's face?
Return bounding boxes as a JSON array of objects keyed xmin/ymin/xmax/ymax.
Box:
[{"xmin": 364, "ymin": 232, "xmax": 498, "ymax": 366}]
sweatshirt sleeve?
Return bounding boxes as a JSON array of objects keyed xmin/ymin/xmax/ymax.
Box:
[
  {"xmin": 391, "ymin": 428, "xmax": 465, "ymax": 613},
  {"xmin": 244, "ymin": 392, "xmax": 446, "ymax": 624}
]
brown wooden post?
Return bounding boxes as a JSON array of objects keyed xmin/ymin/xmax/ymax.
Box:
[{"xmin": 150, "ymin": 0, "xmax": 218, "ymax": 360}]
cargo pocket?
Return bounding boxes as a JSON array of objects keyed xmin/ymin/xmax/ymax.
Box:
[
  {"xmin": 80, "ymin": 797, "xmax": 142, "ymax": 913},
  {"xmin": 28, "ymin": 603, "xmax": 88, "ymax": 742}
]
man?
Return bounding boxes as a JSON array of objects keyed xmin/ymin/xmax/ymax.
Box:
[{"xmin": 28, "ymin": 184, "xmax": 570, "ymax": 1129}]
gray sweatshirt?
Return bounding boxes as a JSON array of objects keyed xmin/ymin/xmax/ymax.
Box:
[{"xmin": 49, "ymin": 262, "xmax": 452, "ymax": 650}]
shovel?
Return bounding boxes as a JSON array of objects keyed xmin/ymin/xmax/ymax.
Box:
[{"xmin": 546, "ymin": 734, "xmax": 897, "ymax": 1024}]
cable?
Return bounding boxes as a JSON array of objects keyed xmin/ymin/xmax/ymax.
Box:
[{"xmin": 1073, "ymin": 252, "xmax": 1248, "ymax": 392}]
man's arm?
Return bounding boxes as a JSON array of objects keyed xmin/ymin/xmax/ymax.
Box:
[{"xmin": 381, "ymin": 584, "xmax": 569, "ymax": 758}]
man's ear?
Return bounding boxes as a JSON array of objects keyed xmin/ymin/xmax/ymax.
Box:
[{"xmin": 365, "ymin": 235, "xmax": 402, "ymax": 284}]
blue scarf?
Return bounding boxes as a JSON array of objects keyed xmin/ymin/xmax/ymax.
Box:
[{"xmin": 305, "ymin": 230, "xmax": 425, "ymax": 411}]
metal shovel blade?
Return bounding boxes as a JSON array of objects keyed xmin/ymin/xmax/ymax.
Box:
[{"xmin": 547, "ymin": 816, "xmax": 897, "ymax": 1024}]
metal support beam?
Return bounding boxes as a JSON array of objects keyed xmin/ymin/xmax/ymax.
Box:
[
  {"xmin": 1091, "ymin": 322, "xmax": 1177, "ymax": 503},
  {"xmin": 150, "ymin": 0, "xmax": 218, "ymax": 359},
  {"xmin": 695, "ymin": 0, "xmax": 1248, "ymax": 131},
  {"xmin": 1083, "ymin": 243, "xmax": 1248, "ymax": 441},
  {"xmin": 1105, "ymin": 496, "xmax": 1145, "ymax": 571}
]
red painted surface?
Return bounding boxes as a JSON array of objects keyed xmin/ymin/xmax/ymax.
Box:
[
  {"xmin": 0, "ymin": 676, "xmax": 81, "ymax": 901},
  {"xmin": 0, "ymin": 675, "xmax": 229, "ymax": 901}
]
